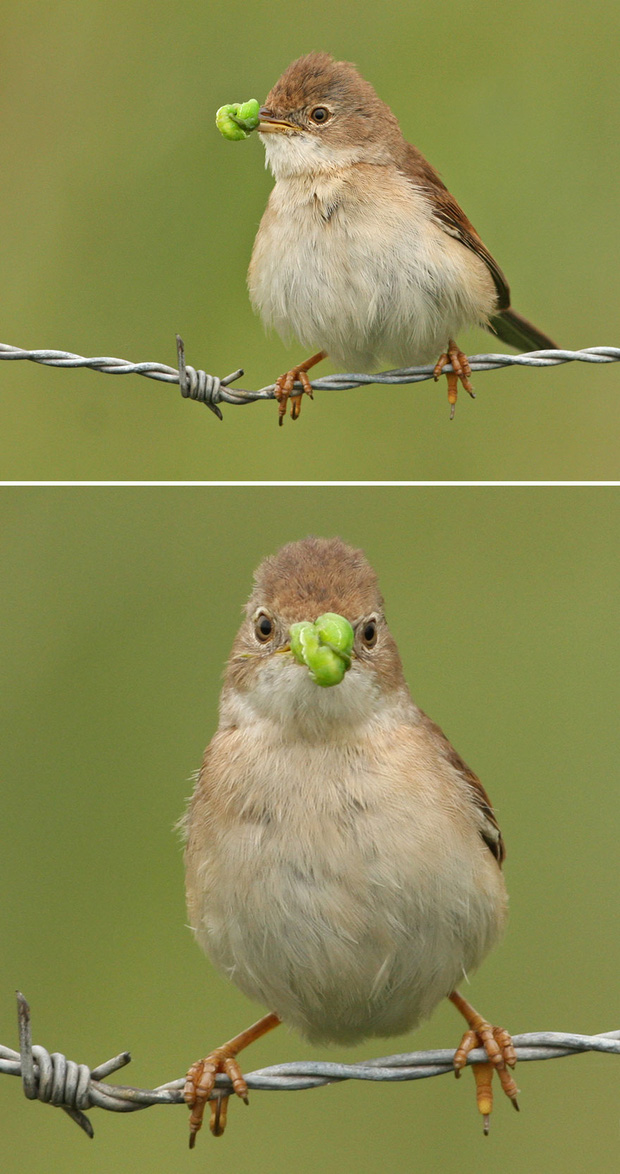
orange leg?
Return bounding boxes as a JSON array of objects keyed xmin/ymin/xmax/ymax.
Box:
[
  {"xmin": 274, "ymin": 351, "xmax": 326, "ymax": 425},
  {"xmin": 184, "ymin": 1012, "xmax": 281, "ymax": 1147},
  {"xmin": 449, "ymin": 990, "xmax": 519, "ymax": 1133},
  {"xmin": 433, "ymin": 340, "xmax": 475, "ymax": 419}
]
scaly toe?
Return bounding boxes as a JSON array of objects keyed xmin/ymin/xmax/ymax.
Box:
[
  {"xmin": 493, "ymin": 1025, "xmax": 517, "ymax": 1068},
  {"xmin": 274, "ymin": 375, "xmax": 290, "ymax": 426},
  {"xmin": 472, "ymin": 1061, "xmax": 494, "ymax": 1132},
  {"xmin": 450, "ymin": 348, "xmax": 474, "ymax": 397},
  {"xmin": 433, "ymin": 351, "xmax": 449, "ymax": 382}
]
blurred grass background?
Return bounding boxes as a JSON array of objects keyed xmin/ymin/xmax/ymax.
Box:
[
  {"xmin": 1, "ymin": 0, "xmax": 619, "ymax": 480},
  {"xmin": 1, "ymin": 485, "xmax": 618, "ymax": 1174}
]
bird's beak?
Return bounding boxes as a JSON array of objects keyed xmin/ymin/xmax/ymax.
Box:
[{"xmin": 258, "ymin": 106, "xmax": 298, "ymax": 134}]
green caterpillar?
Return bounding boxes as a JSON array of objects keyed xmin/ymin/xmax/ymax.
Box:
[
  {"xmin": 289, "ymin": 613, "xmax": 355, "ymax": 688},
  {"xmin": 215, "ymin": 99, "xmax": 260, "ymax": 141}
]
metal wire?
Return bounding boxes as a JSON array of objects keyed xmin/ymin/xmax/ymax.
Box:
[
  {"xmin": 2, "ymin": 994, "xmax": 619, "ymax": 1138},
  {"xmin": 1, "ymin": 338, "xmax": 618, "ymax": 417}
]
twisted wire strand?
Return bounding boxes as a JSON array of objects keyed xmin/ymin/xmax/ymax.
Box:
[
  {"xmin": 1, "ymin": 339, "xmax": 618, "ymax": 417},
  {"xmin": 2, "ymin": 995, "xmax": 619, "ymax": 1138}
]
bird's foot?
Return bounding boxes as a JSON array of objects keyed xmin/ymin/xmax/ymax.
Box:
[
  {"xmin": 274, "ymin": 350, "xmax": 326, "ymax": 425},
  {"xmin": 184, "ymin": 1012, "xmax": 281, "ymax": 1146},
  {"xmin": 184, "ymin": 1048, "xmax": 246, "ymax": 1144},
  {"xmin": 433, "ymin": 340, "xmax": 474, "ymax": 419},
  {"xmin": 450, "ymin": 990, "xmax": 518, "ymax": 1134}
]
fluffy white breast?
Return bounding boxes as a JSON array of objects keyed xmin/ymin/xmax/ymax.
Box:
[{"xmin": 248, "ymin": 157, "xmax": 497, "ymax": 371}]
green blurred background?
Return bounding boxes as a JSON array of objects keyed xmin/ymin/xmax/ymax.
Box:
[
  {"xmin": 1, "ymin": 0, "xmax": 619, "ymax": 480},
  {"xmin": 1, "ymin": 486, "xmax": 618, "ymax": 1173}
]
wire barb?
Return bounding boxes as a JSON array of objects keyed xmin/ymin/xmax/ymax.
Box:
[
  {"xmin": 2, "ymin": 995, "xmax": 619, "ymax": 1138},
  {"xmin": 0, "ymin": 339, "xmax": 618, "ymax": 419},
  {"xmin": 176, "ymin": 334, "xmax": 245, "ymax": 420}
]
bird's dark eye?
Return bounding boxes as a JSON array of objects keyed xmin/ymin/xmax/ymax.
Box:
[
  {"xmin": 361, "ymin": 620, "xmax": 377, "ymax": 648},
  {"xmin": 310, "ymin": 106, "xmax": 330, "ymax": 124},
  {"xmin": 255, "ymin": 613, "xmax": 274, "ymax": 642}
]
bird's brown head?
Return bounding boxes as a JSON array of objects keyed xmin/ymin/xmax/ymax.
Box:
[
  {"xmin": 258, "ymin": 53, "xmax": 402, "ymax": 177},
  {"xmin": 223, "ymin": 538, "xmax": 408, "ymax": 736}
]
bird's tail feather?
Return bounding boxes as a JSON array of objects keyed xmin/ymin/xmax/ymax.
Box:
[{"xmin": 488, "ymin": 307, "xmax": 557, "ymax": 352}]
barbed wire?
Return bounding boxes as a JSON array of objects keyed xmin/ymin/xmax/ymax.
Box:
[
  {"xmin": 1, "ymin": 338, "xmax": 618, "ymax": 419},
  {"xmin": 2, "ymin": 995, "xmax": 619, "ymax": 1139}
]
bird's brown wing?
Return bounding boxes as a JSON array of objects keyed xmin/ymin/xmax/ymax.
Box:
[
  {"xmin": 418, "ymin": 708, "xmax": 505, "ymax": 865},
  {"xmin": 445, "ymin": 742, "xmax": 506, "ymax": 865},
  {"xmin": 399, "ymin": 141, "xmax": 511, "ymax": 311}
]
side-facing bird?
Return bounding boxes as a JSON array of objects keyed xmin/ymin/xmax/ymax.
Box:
[
  {"xmin": 248, "ymin": 52, "xmax": 557, "ymax": 423},
  {"xmin": 182, "ymin": 538, "xmax": 517, "ymax": 1145}
]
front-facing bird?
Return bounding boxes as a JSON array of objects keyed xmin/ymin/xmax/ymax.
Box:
[
  {"xmin": 247, "ymin": 53, "xmax": 556, "ymax": 422},
  {"xmin": 182, "ymin": 538, "xmax": 518, "ymax": 1144}
]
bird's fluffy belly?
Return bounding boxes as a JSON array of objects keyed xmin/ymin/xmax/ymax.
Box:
[
  {"xmin": 191, "ymin": 737, "xmax": 505, "ymax": 1045},
  {"xmin": 248, "ymin": 171, "xmax": 496, "ymax": 372}
]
